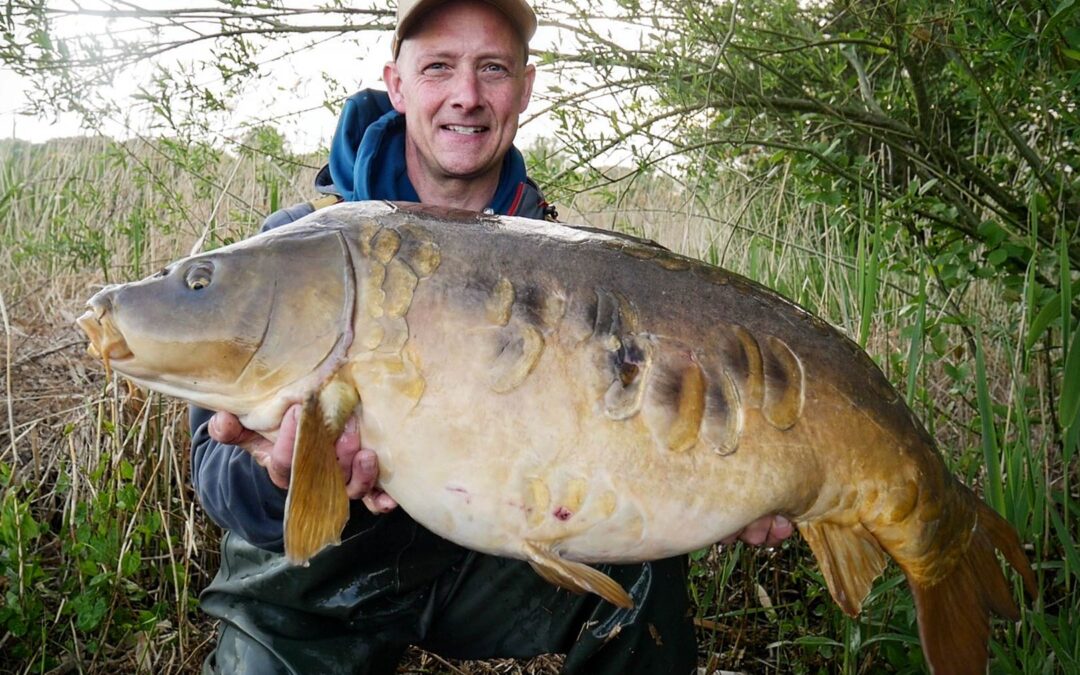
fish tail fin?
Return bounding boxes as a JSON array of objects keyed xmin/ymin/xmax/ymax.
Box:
[
  {"xmin": 903, "ymin": 494, "xmax": 1036, "ymax": 675},
  {"xmin": 800, "ymin": 489, "xmax": 1035, "ymax": 674}
]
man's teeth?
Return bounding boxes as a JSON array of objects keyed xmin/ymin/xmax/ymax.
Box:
[{"xmin": 445, "ymin": 125, "xmax": 485, "ymax": 134}]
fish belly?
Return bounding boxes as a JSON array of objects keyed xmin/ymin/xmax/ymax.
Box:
[{"xmin": 357, "ymin": 304, "xmax": 820, "ymax": 563}]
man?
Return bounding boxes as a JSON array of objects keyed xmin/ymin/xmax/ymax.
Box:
[{"xmin": 191, "ymin": 1, "xmax": 792, "ymax": 672}]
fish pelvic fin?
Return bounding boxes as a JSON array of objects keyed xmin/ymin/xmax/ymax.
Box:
[
  {"xmin": 798, "ymin": 520, "xmax": 888, "ymax": 616},
  {"xmin": 904, "ymin": 495, "xmax": 1036, "ymax": 675},
  {"xmin": 283, "ymin": 378, "xmax": 358, "ymax": 565},
  {"xmin": 523, "ymin": 541, "xmax": 634, "ymax": 609}
]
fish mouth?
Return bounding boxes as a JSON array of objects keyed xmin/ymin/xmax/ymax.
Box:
[{"xmin": 77, "ymin": 305, "xmax": 134, "ymax": 375}]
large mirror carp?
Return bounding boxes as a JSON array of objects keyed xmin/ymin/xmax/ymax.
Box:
[{"xmin": 77, "ymin": 201, "xmax": 1035, "ymax": 674}]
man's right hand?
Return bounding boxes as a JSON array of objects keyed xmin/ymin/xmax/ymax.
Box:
[{"xmin": 208, "ymin": 408, "xmax": 398, "ymax": 514}]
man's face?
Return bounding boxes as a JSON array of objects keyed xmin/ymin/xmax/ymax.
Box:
[{"xmin": 385, "ymin": 0, "xmax": 536, "ymax": 187}]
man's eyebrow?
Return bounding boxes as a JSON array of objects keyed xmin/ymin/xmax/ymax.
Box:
[{"xmin": 414, "ymin": 48, "xmax": 518, "ymax": 63}]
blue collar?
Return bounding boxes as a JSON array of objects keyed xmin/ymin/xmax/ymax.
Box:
[{"xmin": 328, "ymin": 89, "xmax": 529, "ymax": 215}]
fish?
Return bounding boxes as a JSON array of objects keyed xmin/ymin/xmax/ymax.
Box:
[{"xmin": 77, "ymin": 200, "xmax": 1035, "ymax": 674}]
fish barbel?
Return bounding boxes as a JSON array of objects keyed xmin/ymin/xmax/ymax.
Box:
[{"xmin": 77, "ymin": 201, "xmax": 1034, "ymax": 673}]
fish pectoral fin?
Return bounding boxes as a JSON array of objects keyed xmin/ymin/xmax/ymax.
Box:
[
  {"xmin": 283, "ymin": 385, "xmax": 356, "ymax": 565},
  {"xmin": 523, "ymin": 541, "xmax": 633, "ymax": 609},
  {"xmin": 798, "ymin": 520, "xmax": 887, "ymax": 616}
]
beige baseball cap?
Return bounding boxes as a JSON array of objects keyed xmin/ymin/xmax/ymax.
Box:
[{"xmin": 392, "ymin": 0, "xmax": 537, "ymax": 57}]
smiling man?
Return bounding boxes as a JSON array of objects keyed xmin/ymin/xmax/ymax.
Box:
[
  {"xmin": 190, "ymin": 1, "xmax": 791, "ymax": 673},
  {"xmin": 385, "ymin": 0, "xmax": 535, "ymax": 210}
]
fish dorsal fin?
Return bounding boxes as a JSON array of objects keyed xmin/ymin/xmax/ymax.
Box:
[
  {"xmin": 283, "ymin": 377, "xmax": 358, "ymax": 565},
  {"xmin": 524, "ymin": 541, "xmax": 634, "ymax": 609},
  {"xmin": 798, "ymin": 520, "xmax": 888, "ymax": 616}
]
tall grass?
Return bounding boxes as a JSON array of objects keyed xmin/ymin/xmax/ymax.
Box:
[
  {"xmin": 0, "ymin": 136, "xmax": 314, "ymax": 673},
  {"xmin": 1, "ymin": 135, "xmax": 1074, "ymax": 673}
]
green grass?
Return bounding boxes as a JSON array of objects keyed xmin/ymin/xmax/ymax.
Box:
[{"xmin": 1, "ymin": 135, "xmax": 1075, "ymax": 673}]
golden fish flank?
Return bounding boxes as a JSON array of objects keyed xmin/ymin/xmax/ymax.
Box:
[
  {"xmin": 363, "ymin": 261, "xmax": 386, "ymax": 319},
  {"xmin": 700, "ymin": 368, "xmax": 742, "ymax": 456},
  {"xmin": 485, "ymin": 277, "xmax": 515, "ymax": 326},
  {"xmin": 526, "ymin": 477, "xmax": 549, "ymax": 528},
  {"xmin": 370, "ymin": 227, "xmax": 401, "ymax": 264},
  {"xmin": 603, "ymin": 335, "xmax": 652, "ymax": 421},
  {"xmin": 402, "ymin": 239, "xmax": 441, "ymax": 278},
  {"xmin": 759, "ymin": 335, "xmax": 804, "ymax": 430},
  {"xmin": 382, "ymin": 259, "xmax": 418, "ymax": 318},
  {"xmin": 375, "ymin": 316, "xmax": 409, "ymax": 355},
  {"xmin": 489, "ymin": 321, "xmax": 544, "ymax": 394},
  {"xmin": 76, "ymin": 200, "xmax": 1035, "ymax": 675},
  {"xmin": 359, "ymin": 322, "xmax": 384, "ymax": 351}
]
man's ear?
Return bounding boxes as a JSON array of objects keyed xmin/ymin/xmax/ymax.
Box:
[
  {"xmin": 519, "ymin": 63, "xmax": 536, "ymax": 113},
  {"xmin": 384, "ymin": 62, "xmax": 407, "ymax": 113}
]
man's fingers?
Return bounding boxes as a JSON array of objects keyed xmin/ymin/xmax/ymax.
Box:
[
  {"xmin": 349, "ymin": 449, "xmax": 398, "ymax": 513},
  {"xmin": 720, "ymin": 515, "xmax": 795, "ymax": 548},
  {"xmin": 739, "ymin": 517, "xmax": 771, "ymax": 546},
  {"xmin": 210, "ymin": 411, "xmax": 281, "ymax": 480},
  {"xmin": 362, "ymin": 489, "xmax": 398, "ymax": 514},
  {"xmin": 345, "ymin": 449, "xmax": 379, "ymax": 500},
  {"xmin": 764, "ymin": 515, "xmax": 794, "ymax": 547},
  {"xmin": 264, "ymin": 405, "xmax": 299, "ymax": 490},
  {"xmin": 335, "ymin": 417, "xmax": 361, "ymax": 478},
  {"xmin": 209, "ymin": 412, "xmax": 258, "ymax": 446}
]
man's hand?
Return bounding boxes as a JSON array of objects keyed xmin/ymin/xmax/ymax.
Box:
[
  {"xmin": 721, "ymin": 515, "xmax": 794, "ymax": 548},
  {"xmin": 208, "ymin": 406, "xmax": 398, "ymax": 514}
]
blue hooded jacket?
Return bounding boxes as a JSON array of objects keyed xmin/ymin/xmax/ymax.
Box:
[
  {"xmin": 262, "ymin": 89, "xmax": 552, "ymax": 231},
  {"xmin": 191, "ymin": 89, "xmax": 551, "ymax": 549}
]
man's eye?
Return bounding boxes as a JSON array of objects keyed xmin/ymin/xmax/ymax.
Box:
[
  {"xmin": 479, "ymin": 64, "xmax": 512, "ymax": 80},
  {"xmin": 424, "ymin": 63, "xmax": 448, "ymax": 73}
]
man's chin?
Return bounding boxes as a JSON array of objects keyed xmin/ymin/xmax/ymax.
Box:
[{"xmin": 434, "ymin": 157, "xmax": 501, "ymax": 183}]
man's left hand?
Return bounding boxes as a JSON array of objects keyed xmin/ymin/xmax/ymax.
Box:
[{"xmin": 722, "ymin": 515, "xmax": 794, "ymax": 548}]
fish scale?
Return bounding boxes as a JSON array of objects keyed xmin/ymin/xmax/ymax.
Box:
[{"xmin": 77, "ymin": 200, "xmax": 1036, "ymax": 675}]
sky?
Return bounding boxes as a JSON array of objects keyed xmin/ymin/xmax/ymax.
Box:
[
  {"xmin": 0, "ymin": 3, "xmax": 570, "ymax": 154},
  {"xmin": 2, "ymin": 22, "xmax": 400, "ymax": 152}
]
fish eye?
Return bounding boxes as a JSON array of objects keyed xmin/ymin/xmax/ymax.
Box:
[{"xmin": 185, "ymin": 262, "xmax": 214, "ymax": 291}]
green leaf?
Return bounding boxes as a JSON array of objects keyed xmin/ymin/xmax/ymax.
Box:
[
  {"xmin": 121, "ymin": 550, "xmax": 141, "ymax": 577},
  {"xmin": 974, "ymin": 332, "xmax": 1005, "ymax": 514},
  {"xmin": 73, "ymin": 592, "xmax": 108, "ymax": 632},
  {"xmin": 1047, "ymin": 494, "xmax": 1080, "ymax": 579},
  {"xmin": 905, "ymin": 269, "xmax": 928, "ymax": 404},
  {"xmin": 1045, "ymin": 0, "xmax": 1078, "ymax": 36},
  {"xmin": 1025, "ymin": 279, "xmax": 1080, "ymax": 349},
  {"xmin": 1061, "ymin": 322, "xmax": 1080, "ymax": 430},
  {"xmin": 791, "ymin": 635, "xmax": 844, "ymax": 648}
]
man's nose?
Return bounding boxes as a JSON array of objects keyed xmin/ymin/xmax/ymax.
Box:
[{"xmin": 449, "ymin": 70, "xmax": 482, "ymax": 110}]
